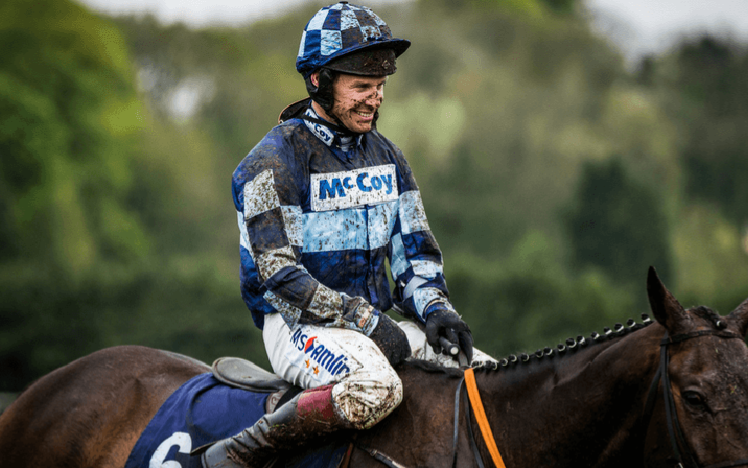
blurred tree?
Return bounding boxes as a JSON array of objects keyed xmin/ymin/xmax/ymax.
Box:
[
  {"xmin": 0, "ymin": 0, "xmax": 279, "ymax": 392},
  {"xmin": 446, "ymin": 231, "xmax": 638, "ymax": 358},
  {"xmin": 670, "ymin": 37, "xmax": 748, "ymax": 227},
  {"xmin": 671, "ymin": 204, "xmax": 748, "ymax": 311},
  {"xmin": 564, "ymin": 157, "xmax": 672, "ymax": 292},
  {"xmin": 541, "ymin": 0, "xmax": 576, "ymax": 14},
  {"xmin": 0, "ymin": 0, "xmax": 151, "ymax": 389},
  {"xmin": 640, "ymin": 36, "xmax": 748, "ymax": 306},
  {"xmin": 0, "ymin": 0, "xmax": 147, "ymax": 272}
]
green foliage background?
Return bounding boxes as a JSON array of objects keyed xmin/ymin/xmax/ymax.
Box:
[{"xmin": 1, "ymin": 0, "xmax": 747, "ymax": 392}]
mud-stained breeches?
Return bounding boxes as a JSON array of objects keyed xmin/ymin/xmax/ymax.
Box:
[{"xmin": 263, "ymin": 313, "xmax": 495, "ymax": 430}]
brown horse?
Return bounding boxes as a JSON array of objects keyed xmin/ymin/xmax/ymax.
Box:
[{"xmin": 1, "ymin": 267, "xmax": 747, "ymax": 468}]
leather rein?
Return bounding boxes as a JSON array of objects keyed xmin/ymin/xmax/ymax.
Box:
[
  {"xmin": 451, "ymin": 368, "xmax": 506, "ymax": 468},
  {"xmin": 643, "ymin": 329, "xmax": 748, "ymax": 468}
]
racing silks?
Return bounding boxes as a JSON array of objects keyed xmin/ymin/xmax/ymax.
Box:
[{"xmin": 233, "ymin": 104, "xmax": 455, "ymax": 333}]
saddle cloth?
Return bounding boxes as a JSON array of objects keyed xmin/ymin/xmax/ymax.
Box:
[{"xmin": 124, "ymin": 372, "xmax": 348, "ymax": 468}]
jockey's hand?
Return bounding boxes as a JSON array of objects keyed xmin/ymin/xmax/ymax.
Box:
[
  {"xmin": 368, "ymin": 313, "xmax": 412, "ymax": 366},
  {"xmin": 425, "ymin": 309, "xmax": 474, "ymax": 364}
]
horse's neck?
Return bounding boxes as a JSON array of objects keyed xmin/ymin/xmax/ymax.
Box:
[{"xmin": 479, "ymin": 325, "xmax": 662, "ymax": 467}]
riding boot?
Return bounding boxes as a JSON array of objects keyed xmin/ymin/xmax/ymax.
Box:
[{"xmin": 201, "ymin": 384, "xmax": 351, "ymax": 468}]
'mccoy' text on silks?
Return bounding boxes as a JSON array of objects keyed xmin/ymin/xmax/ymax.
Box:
[{"xmin": 311, "ymin": 165, "xmax": 397, "ymax": 211}]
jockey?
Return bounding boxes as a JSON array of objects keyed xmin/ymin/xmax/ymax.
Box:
[{"xmin": 202, "ymin": 3, "xmax": 494, "ymax": 467}]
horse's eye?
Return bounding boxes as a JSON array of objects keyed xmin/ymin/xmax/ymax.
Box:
[{"xmin": 682, "ymin": 391, "xmax": 707, "ymax": 409}]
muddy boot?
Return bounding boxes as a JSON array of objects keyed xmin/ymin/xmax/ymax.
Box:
[{"xmin": 201, "ymin": 385, "xmax": 350, "ymax": 468}]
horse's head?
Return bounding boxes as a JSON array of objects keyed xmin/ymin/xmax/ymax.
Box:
[{"xmin": 645, "ymin": 266, "xmax": 748, "ymax": 468}]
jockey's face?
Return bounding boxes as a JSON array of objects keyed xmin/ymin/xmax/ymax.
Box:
[{"xmin": 313, "ymin": 72, "xmax": 386, "ymax": 134}]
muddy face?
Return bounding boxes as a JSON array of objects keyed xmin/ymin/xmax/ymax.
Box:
[{"xmin": 313, "ymin": 72, "xmax": 386, "ymax": 134}]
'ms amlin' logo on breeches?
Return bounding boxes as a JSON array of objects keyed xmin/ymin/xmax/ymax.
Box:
[
  {"xmin": 310, "ymin": 165, "xmax": 398, "ymax": 212},
  {"xmin": 290, "ymin": 329, "xmax": 351, "ymax": 377}
]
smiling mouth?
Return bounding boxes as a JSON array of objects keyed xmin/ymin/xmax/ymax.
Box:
[{"xmin": 355, "ymin": 111, "xmax": 374, "ymax": 118}]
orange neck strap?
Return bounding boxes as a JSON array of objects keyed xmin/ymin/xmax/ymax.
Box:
[{"xmin": 464, "ymin": 367, "xmax": 507, "ymax": 468}]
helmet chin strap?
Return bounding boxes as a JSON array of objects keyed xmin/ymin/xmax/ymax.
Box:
[
  {"xmin": 318, "ymin": 104, "xmax": 353, "ymax": 135},
  {"xmin": 305, "ymin": 68, "xmax": 335, "ymax": 112},
  {"xmin": 306, "ymin": 80, "xmax": 357, "ymax": 137}
]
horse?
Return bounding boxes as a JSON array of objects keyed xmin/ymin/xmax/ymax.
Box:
[{"xmin": 0, "ymin": 267, "xmax": 746, "ymax": 468}]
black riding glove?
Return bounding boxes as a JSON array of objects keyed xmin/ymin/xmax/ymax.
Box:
[
  {"xmin": 425, "ymin": 309, "xmax": 474, "ymax": 364},
  {"xmin": 368, "ymin": 312, "xmax": 412, "ymax": 366}
]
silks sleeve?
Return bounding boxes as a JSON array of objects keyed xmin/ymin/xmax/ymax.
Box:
[{"xmin": 388, "ymin": 152, "xmax": 455, "ymax": 323}]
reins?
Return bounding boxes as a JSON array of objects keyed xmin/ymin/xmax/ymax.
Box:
[
  {"xmin": 645, "ymin": 329, "xmax": 748, "ymax": 468},
  {"xmin": 460, "ymin": 368, "xmax": 506, "ymax": 468},
  {"xmin": 445, "ymin": 368, "xmax": 508, "ymax": 468}
]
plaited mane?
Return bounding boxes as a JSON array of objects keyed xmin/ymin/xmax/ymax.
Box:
[
  {"xmin": 474, "ymin": 305, "xmax": 730, "ymax": 373},
  {"xmin": 473, "ymin": 313, "xmax": 658, "ymax": 372}
]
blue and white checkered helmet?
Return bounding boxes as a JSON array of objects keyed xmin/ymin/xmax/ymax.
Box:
[{"xmin": 296, "ymin": 2, "xmax": 410, "ymax": 77}]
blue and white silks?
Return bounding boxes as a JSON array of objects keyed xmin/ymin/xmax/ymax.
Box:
[{"xmin": 233, "ymin": 105, "xmax": 454, "ymax": 331}]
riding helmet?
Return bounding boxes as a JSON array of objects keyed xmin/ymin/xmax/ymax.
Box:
[{"xmin": 297, "ymin": 2, "xmax": 411, "ymax": 109}]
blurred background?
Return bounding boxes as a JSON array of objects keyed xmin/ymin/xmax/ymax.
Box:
[{"xmin": 2, "ymin": 0, "xmax": 748, "ymax": 400}]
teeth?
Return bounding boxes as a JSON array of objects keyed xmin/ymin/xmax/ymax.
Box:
[{"xmin": 356, "ymin": 111, "xmax": 372, "ymax": 117}]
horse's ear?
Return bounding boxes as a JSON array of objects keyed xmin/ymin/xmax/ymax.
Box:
[
  {"xmin": 727, "ymin": 297, "xmax": 748, "ymax": 337},
  {"xmin": 647, "ymin": 266, "xmax": 690, "ymax": 333}
]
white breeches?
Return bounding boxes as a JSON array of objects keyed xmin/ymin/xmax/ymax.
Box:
[{"xmin": 262, "ymin": 312, "xmax": 494, "ymax": 430}]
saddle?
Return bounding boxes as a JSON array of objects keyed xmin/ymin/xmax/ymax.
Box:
[{"xmin": 211, "ymin": 357, "xmax": 302, "ymax": 414}]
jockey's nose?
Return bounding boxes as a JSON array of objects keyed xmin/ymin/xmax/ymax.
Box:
[{"xmin": 366, "ymin": 88, "xmax": 383, "ymax": 107}]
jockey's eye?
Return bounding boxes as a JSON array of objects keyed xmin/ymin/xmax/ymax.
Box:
[{"xmin": 682, "ymin": 390, "xmax": 708, "ymax": 411}]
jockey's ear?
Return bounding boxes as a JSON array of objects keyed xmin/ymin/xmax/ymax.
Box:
[
  {"xmin": 728, "ymin": 297, "xmax": 748, "ymax": 337},
  {"xmin": 646, "ymin": 266, "xmax": 692, "ymax": 335}
]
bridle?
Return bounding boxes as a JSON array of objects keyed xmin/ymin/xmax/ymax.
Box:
[{"xmin": 643, "ymin": 329, "xmax": 748, "ymax": 468}]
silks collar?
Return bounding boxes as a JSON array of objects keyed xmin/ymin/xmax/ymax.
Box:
[{"xmin": 277, "ymin": 98, "xmax": 366, "ymax": 150}]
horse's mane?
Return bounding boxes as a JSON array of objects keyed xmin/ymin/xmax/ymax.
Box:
[
  {"xmin": 397, "ymin": 306, "xmax": 724, "ymax": 378},
  {"xmin": 395, "ymin": 314, "xmax": 659, "ymax": 378},
  {"xmin": 472, "ymin": 306, "xmax": 724, "ymax": 374},
  {"xmin": 476, "ymin": 314, "xmax": 657, "ymax": 373}
]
